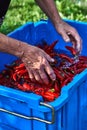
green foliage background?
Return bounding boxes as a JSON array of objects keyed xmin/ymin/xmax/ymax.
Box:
[{"xmin": 0, "ymin": 0, "xmax": 87, "ymax": 34}]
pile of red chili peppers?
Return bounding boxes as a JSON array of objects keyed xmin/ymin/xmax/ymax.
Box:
[{"xmin": 0, "ymin": 40, "xmax": 87, "ymax": 102}]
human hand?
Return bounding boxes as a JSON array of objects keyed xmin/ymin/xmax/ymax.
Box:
[
  {"xmin": 20, "ymin": 44, "xmax": 56, "ymax": 84},
  {"xmin": 0, "ymin": 33, "xmax": 56, "ymax": 84},
  {"xmin": 54, "ymin": 20, "xmax": 82, "ymax": 54}
]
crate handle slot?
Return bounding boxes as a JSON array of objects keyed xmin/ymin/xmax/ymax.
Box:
[{"xmin": 0, "ymin": 102, "xmax": 55, "ymax": 124}]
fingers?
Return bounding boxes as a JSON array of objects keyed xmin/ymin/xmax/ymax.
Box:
[
  {"xmin": 27, "ymin": 69, "xmax": 49, "ymax": 84},
  {"xmin": 44, "ymin": 60, "xmax": 56, "ymax": 81},
  {"xmin": 67, "ymin": 30, "xmax": 82, "ymax": 53},
  {"xmin": 28, "ymin": 67, "xmax": 55, "ymax": 84},
  {"xmin": 32, "ymin": 70, "xmax": 43, "ymax": 84},
  {"xmin": 22, "ymin": 48, "xmax": 56, "ymax": 84},
  {"xmin": 27, "ymin": 60, "xmax": 56, "ymax": 84},
  {"xmin": 59, "ymin": 28, "xmax": 82, "ymax": 54},
  {"xmin": 28, "ymin": 69, "xmax": 35, "ymax": 82},
  {"xmin": 73, "ymin": 34, "xmax": 82, "ymax": 53},
  {"xmin": 27, "ymin": 68, "xmax": 43, "ymax": 84},
  {"xmin": 59, "ymin": 29, "xmax": 70, "ymax": 43},
  {"xmin": 38, "ymin": 68, "xmax": 49, "ymax": 84},
  {"xmin": 56, "ymin": 22, "xmax": 82, "ymax": 54},
  {"xmin": 43, "ymin": 51, "xmax": 55, "ymax": 62}
]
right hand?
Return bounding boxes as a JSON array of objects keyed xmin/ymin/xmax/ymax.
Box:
[{"xmin": 20, "ymin": 43, "xmax": 56, "ymax": 84}]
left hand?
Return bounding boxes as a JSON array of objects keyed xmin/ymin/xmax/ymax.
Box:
[
  {"xmin": 54, "ymin": 20, "xmax": 82, "ymax": 54},
  {"xmin": 19, "ymin": 43, "xmax": 56, "ymax": 84}
]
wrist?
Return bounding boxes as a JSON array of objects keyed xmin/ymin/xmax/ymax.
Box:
[
  {"xmin": 11, "ymin": 40, "xmax": 25, "ymax": 58},
  {"xmin": 17, "ymin": 42, "xmax": 27, "ymax": 58},
  {"xmin": 0, "ymin": 33, "xmax": 25, "ymax": 58},
  {"xmin": 51, "ymin": 17, "xmax": 63, "ymax": 26}
]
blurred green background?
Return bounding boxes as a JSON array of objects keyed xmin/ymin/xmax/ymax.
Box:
[{"xmin": 0, "ymin": 0, "xmax": 87, "ymax": 34}]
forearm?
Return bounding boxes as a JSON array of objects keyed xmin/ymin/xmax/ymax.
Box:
[
  {"xmin": 35, "ymin": 0, "xmax": 62, "ymax": 25},
  {"xmin": 0, "ymin": 33, "xmax": 25, "ymax": 57}
]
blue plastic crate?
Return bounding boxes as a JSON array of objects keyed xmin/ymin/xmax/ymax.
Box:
[{"xmin": 0, "ymin": 19, "xmax": 87, "ymax": 130}]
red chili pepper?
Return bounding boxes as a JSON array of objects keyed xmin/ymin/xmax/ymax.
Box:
[
  {"xmin": 23, "ymin": 75, "xmax": 29, "ymax": 79},
  {"xmin": 81, "ymin": 64, "xmax": 87, "ymax": 68},
  {"xmin": 79, "ymin": 56, "xmax": 87, "ymax": 61},
  {"xmin": 0, "ymin": 73, "xmax": 3, "ymax": 78},
  {"xmin": 46, "ymin": 40, "xmax": 58, "ymax": 52},
  {"xmin": 76, "ymin": 67, "xmax": 86, "ymax": 74},
  {"xmin": 65, "ymin": 46, "xmax": 77, "ymax": 55},
  {"xmin": 28, "ymin": 84, "xmax": 35, "ymax": 91},
  {"xmin": 54, "ymin": 68, "xmax": 64, "ymax": 81},
  {"xmin": 59, "ymin": 54, "xmax": 73, "ymax": 63},
  {"xmin": 54, "ymin": 92, "xmax": 60, "ymax": 98},
  {"xmin": 34, "ymin": 87, "xmax": 44, "ymax": 95},
  {"xmin": 12, "ymin": 72, "xmax": 17, "ymax": 81},
  {"xmin": 17, "ymin": 84, "xmax": 25, "ymax": 91},
  {"xmin": 15, "ymin": 63, "xmax": 25, "ymax": 70},
  {"xmin": 43, "ymin": 91, "xmax": 55, "ymax": 102},
  {"xmin": 16, "ymin": 69, "xmax": 27, "ymax": 75},
  {"xmin": 54, "ymin": 81, "xmax": 60, "ymax": 93},
  {"xmin": 61, "ymin": 77, "xmax": 72, "ymax": 87},
  {"xmin": 22, "ymin": 82, "xmax": 31, "ymax": 91},
  {"xmin": 50, "ymin": 52, "xmax": 58, "ymax": 57},
  {"xmin": 43, "ymin": 91, "xmax": 59, "ymax": 101},
  {"xmin": 62, "ymin": 69, "xmax": 70, "ymax": 78},
  {"xmin": 64, "ymin": 68, "xmax": 75, "ymax": 77},
  {"xmin": 43, "ymin": 94, "xmax": 55, "ymax": 102}
]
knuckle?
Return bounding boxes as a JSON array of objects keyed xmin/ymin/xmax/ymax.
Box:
[
  {"xmin": 71, "ymin": 28, "xmax": 77, "ymax": 34},
  {"xmin": 49, "ymin": 72, "xmax": 56, "ymax": 80},
  {"xmin": 30, "ymin": 77, "xmax": 35, "ymax": 82},
  {"xmin": 58, "ymin": 30, "xmax": 63, "ymax": 35}
]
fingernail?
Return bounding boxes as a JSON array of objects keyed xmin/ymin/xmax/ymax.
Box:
[
  {"xmin": 67, "ymin": 32, "xmax": 71, "ymax": 35},
  {"xmin": 51, "ymin": 58, "xmax": 55, "ymax": 62},
  {"xmin": 52, "ymin": 74, "xmax": 56, "ymax": 81},
  {"xmin": 65, "ymin": 38, "xmax": 70, "ymax": 42}
]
